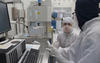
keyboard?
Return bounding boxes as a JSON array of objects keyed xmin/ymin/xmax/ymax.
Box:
[{"xmin": 24, "ymin": 49, "xmax": 39, "ymax": 63}]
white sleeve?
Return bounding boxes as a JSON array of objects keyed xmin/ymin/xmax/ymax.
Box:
[
  {"xmin": 78, "ymin": 33, "xmax": 100, "ymax": 63},
  {"xmin": 55, "ymin": 48, "xmax": 74, "ymax": 63}
]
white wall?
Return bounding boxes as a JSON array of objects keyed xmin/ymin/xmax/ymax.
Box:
[
  {"xmin": 21, "ymin": 0, "xmax": 75, "ymax": 10},
  {"xmin": 21, "ymin": 0, "xmax": 34, "ymax": 9},
  {"xmin": 52, "ymin": 0, "xmax": 75, "ymax": 12}
]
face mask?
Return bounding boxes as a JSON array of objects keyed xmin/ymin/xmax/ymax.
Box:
[{"xmin": 63, "ymin": 25, "xmax": 72, "ymax": 33}]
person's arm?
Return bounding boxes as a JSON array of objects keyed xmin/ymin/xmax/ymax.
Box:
[
  {"xmin": 47, "ymin": 34, "xmax": 61, "ymax": 55},
  {"xmin": 54, "ymin": 48, "xmax": 74, "ymax": 63},
  {"xmin": 61, "ymin": 31, "xmax": 100, "ymax": 63},
  {"xmin": 77, "ymin": 32, "xmax": 100, "ymax": 63}
]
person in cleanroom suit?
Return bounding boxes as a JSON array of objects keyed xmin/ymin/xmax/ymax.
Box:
[
  {"xmin": 53, "ymin": 17, "xmax": 78, "ymax": 49},
  {"xmin": 52, "ymin": 17, "xmax": 79, "ymax": 63},
  {"xmin": 48, "ymin": 0, "xmax": 100, "ymax": 63}
]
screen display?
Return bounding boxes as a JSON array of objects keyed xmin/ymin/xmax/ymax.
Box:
[{"xmin": 0, "ymin": 2, "xmax": 11, "ymax": 34}]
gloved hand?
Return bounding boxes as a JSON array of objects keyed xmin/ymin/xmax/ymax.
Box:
[
  {"xmin": 46, "ymin": 41, "xmax": 58, "ymax": 56},
  {"xmin": 46, "ymin": 42, "xmax": 75, "ymax": 63}
]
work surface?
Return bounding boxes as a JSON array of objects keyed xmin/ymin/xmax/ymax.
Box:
[{"xmin": 15, "ymin": 35, "xmax": 51, "ymax": 63}]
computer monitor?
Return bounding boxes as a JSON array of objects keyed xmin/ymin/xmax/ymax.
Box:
[
  {"xmin": 0, "ymin": 1, "xmax": 11, "ymax": 42},
  {"xmin": 0, "ymin": 1, "xmax": 11, "ymax": 34}
]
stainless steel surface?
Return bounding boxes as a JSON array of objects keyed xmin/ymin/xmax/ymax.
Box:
[
  {"xmin": 18, "ymin": 50, "xmax": 28, "ymax": 63},
  {"xmin": 15, "ymin": 35, "xmax": 50, "ymax": 63},
  {"xmin": 38, "ymin": 39, "xmax": 50, "ymax": 63}
]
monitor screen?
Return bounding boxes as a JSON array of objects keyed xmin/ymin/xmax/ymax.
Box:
[{"xmin": 0, "ymin": 2, "xmax": 11, "ymax": 34}]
